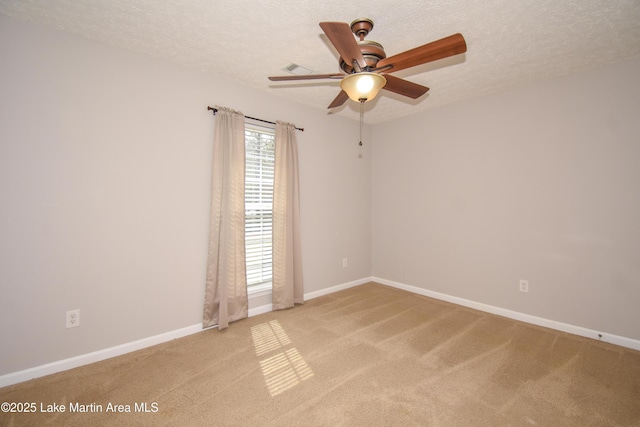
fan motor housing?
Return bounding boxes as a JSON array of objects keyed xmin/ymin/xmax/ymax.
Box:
[{"xmin": 339, "ymin": 40, "xmax": 386, "ymax": 73}]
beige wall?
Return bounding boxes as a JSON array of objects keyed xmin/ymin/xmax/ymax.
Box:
[
  {"xmin": 0, "ymin": 15, "xmax": 372, "ymax": 376},
  {"xmin": 372, "ymin": 57, "xmax": 640, "ymax": 341}
]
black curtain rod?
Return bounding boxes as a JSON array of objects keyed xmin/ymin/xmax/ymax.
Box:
[{"xmin": 207, "ymin": 106, "xmax": 304, "ymax": 132}]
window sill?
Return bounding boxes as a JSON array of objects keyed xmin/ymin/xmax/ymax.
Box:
[{"xmin": 248, "ymin": 283, "xmax": 272, "ymax": 298}]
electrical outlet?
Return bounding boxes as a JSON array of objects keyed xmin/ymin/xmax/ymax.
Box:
[
  {"xmin": 66, "ymin": 309, "xmax": 80, "ymax": 328},
  {"xmin": 342, "ymin": 258, "xmax": 348, "ymax": 268},
  {"xmin": 519, "ymin": 280, "xmax": 529, "ymax": 293}
]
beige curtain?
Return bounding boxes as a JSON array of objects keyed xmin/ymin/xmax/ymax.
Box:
[
  {"xmin": 203, "ymin": 106, "xmax": 248, "ymax": 329},
  {"xmin": 272, "ymin": 121, "xmax": 304, "ymax": 310}
]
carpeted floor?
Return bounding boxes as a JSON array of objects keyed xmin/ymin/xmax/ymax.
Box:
[{"xmin": 1, "ymin": 282, "xmax": 639, "ymax": 426}]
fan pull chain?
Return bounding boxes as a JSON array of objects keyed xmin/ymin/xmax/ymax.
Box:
[{"xmin": 359, "ymin": 99, "xmax": 364, "ymax": 146}]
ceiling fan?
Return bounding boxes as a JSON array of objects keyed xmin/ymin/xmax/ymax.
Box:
[{"xmin": 268, "ymin": 18, "xmax": 467, "ymax": 109}]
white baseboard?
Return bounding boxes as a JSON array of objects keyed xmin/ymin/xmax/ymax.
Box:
[
  {"xmin": 373, "ymin": 276, "xmax": 640, "ymax": 352},
  {"xmin": 248, "ymin": 303, "xmax": 273, "ymax": 317},
  {"xmin": 303, "ymin": 277, "xmax": 374, "ymax": 300},
  {"xmin": 11, "ymin": 275, "xmax": 631, "ymax": 389},
  {"xmin": 0, "ymin": 277, "xmax": 373, "ymax": 388},
  {"xmin": 0, "ymin": 323, "xmax": 203, "ymax": 389}
]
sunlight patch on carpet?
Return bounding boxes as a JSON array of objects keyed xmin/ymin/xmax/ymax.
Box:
[
  {"xmin": 259, "ymin": 348, "xmax": 314, "ymax": 396},
  {"xmin": 251, "ymin": 320, "xmax": 314, "ymax": 396},
  {"xmin": 251, "ymin": 320, "xmax": 292, "ymax": 356}
]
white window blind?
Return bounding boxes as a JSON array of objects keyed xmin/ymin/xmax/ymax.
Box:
[{"xmin": 244, "ymin": 127, "xmax": 275, "ymax": 290}]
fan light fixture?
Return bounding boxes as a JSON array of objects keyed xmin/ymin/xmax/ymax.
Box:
[
  {"xmin": 339, "ymin": 72, "xmax": 387, "ymax": 147},
  {"xmin": 340, "ymin": 72, "xmax": 387, "ymax": 102}
]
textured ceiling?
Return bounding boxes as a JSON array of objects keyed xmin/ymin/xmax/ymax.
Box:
[{"xmin": 1, "ymin": 0, "xmax": 640, "ymax": 124}]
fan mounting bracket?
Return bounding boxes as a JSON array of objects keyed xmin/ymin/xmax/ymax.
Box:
[{"xmin": 350, "ymin": 18, "xmax": 374, "ymax": 41}]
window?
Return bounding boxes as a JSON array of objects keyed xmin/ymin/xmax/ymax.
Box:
[{"xmin": 244, "ymin": 126, "xmax": 275, "ymax": 292}]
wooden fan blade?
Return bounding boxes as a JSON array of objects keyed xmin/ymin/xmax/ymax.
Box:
[
  {"xmin": 382, "ymin": 74, "xmax": 430, "ymax": 99},
  {"xmin": 327, "ymin": 90, "xmax": 349, "ymax": 109},
  {"xmin": 319, "ymin": 22, "xmax": 367, "ymax": 70},
  {"xmin": 377, "ymin": 33, "xmax": 467, "ymax": 73},
  {"xmin": 269, "ymin": 73, "xmax": 345, "ymax": 81}
]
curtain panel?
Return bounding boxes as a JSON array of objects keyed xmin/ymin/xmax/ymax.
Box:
[
  {"xmin": 272, "ymin": 121, "xmax": 304, "ymax": 309},
  {"xmin": 203, "ymin": 106, "xmax": 248, "ymax": 329}
]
